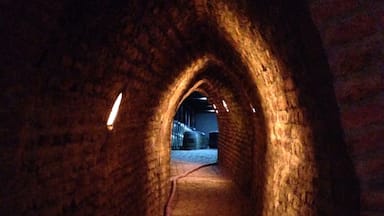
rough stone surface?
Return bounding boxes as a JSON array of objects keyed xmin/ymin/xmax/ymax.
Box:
[{"xmin": 1, "ymin": 0, "xmax": 383, "ymax": 215}]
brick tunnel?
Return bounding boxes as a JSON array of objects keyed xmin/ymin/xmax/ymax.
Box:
[{"xmin": 1, "ymin": 0, "xmax": 383, "ymax": 215}]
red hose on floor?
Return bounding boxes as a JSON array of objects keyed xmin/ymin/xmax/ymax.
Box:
[{"xmin": 164, "ymin": 162, "xmax": 217, "ymax": 216}]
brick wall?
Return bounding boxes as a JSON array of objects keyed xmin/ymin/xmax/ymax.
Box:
[
  {"xmin": 204, "ymin": 1, "xmax": 324, "ymax": 215},
  {"xmin": 1, "ymin": 0, "xmax": 382, "ymax": 215},
  {"xmin": 309, "ymin": 0, "xmax": 384, "ymax": 214},
  {"xmin": 1, "ymin": 1, "xmax": 201, "ymax": 215}
]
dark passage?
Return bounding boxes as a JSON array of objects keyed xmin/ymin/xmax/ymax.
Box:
[{"xmin": 1, "ymin": 0, "xmax": 381, "ymax": 215}]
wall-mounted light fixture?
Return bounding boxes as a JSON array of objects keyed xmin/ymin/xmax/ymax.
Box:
[
  {"xmin": 222, "ymin": 100, "xmax": 229, "ymax": 112},
  {"xmin": 107, "ymin": 92, "xmax": 123, "ymax": 130},
  {"xmin": 250, "ymin": 104, "xmax": 256, "ymax": 113},
  {"xmin": 212, "ymin": 103, "xmax": 219, "ymax": 114}
]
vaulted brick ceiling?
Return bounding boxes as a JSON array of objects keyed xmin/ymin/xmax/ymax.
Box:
[{"xmin": 1, "ymin": 0, "xmax": 383, "ymax": 215}]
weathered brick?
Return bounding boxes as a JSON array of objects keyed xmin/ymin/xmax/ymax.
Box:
[
  {"xmin": 361, "ymin": 191, "xmax": 384, "ymax": 211},
  {"xmin": 1, "ymin": 0, "xmax": 383, "ymax": 215},
  {"xmin": 356, "ymin": 158, "xmax": 384, "ymax": 180},
  {"xmin": 334, "ymin": 72, "xmax": 383, "ymax": 102},
  {"xmin": 324, "ymin": 13, "xmax": 377, "ymax": 45},
  {"xmin": 329, "ymin": 41, "xmax": 382, "ymax": 76},
  {"xmin": 346, "ymin": 127, "xmax": 384, "ymax": 157},
  {"xmin": 341, "ymin": 98, "xmax": 384, "ymax": 129},
  {"xmin": 310, "ymin": 0, "xmax": 359, "ymax": 26}
]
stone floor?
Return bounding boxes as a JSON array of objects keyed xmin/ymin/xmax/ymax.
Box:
[{"xmin": 169, "ymin": 150, "xmax": 253, "ymax": 216}]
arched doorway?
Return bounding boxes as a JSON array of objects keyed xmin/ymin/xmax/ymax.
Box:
[{"xmin": 170, "ymin": 91, "xmax": 219, "ymax": 175}]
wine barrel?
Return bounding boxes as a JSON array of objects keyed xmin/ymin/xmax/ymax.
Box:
[
  {"xmin": 209, "ymin": 132, "xmax": 219, "ymax": 149},
  {"xmin": 182, "ymin": 131, "xmax": 198, "ymax": 150},
  {"xmin": 197, "ymin": 132, "xmax": 208, "ymax": 149}
]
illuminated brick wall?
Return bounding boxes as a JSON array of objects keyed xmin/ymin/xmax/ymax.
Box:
[{"xmin": 1, "ymin": 0, "xmax": 382, "ymax": 215}]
